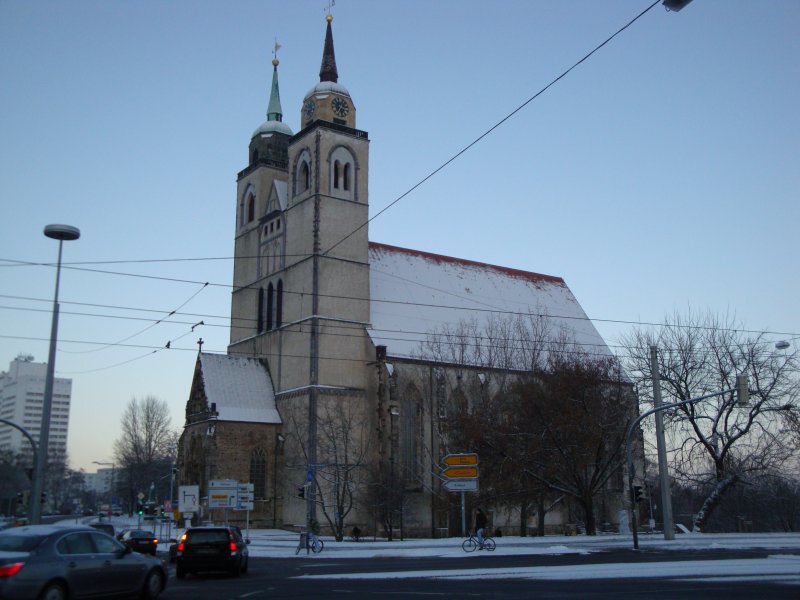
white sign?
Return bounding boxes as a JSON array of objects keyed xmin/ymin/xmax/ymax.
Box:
[
  {"xmin": 178, "ymin": 485, "xmax": 199, "ymax": 512},
  {"xmin": 208, "ymin": 480, "xmax": 238, "ymax": 509},
  {"xmin": 443, "ymin": 478, "xmax": 479, "ymax": 492},
  {"xmin": 236, "ymin": 482, "xmax": 254, "ymax": 511}
]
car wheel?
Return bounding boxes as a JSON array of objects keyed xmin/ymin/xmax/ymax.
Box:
[
  {"xmin": 141, "ymin": 569, "xmax": 163, "ymax": 600},
  {"xmin": 39, "ymin": 583, "xmax": 67, "ymax": 600},
  {"xmin": 176, "ymin": 564, "xmax": 186, "ymax": 579}
]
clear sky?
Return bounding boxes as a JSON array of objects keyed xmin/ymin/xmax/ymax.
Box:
[{"xmin": 1, "ymin": 0, "xmax": 798, "ymax": 474}]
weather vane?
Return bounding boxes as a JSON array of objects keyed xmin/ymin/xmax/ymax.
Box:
[
  {"xmin": 273, "ymin": 38, "xmax": 281, "ymax": 61},
  {"xmin": 326, "ymin": 0, "xmax": 335, "ymax": 17}
]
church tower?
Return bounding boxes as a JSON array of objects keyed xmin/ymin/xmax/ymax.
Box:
[{"xmin": 229, "ymin": 15, "xmax": 373, "ymax": 526}]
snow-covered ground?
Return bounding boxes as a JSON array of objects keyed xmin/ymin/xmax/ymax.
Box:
[{"xmin": 78, "ymin": 516, "xmax": 800, "ymax": 586}]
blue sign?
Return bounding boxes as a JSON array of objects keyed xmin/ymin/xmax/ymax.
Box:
[{"xmin": 307, "ymin": 470, "xmax": 313, "ymax": 482}]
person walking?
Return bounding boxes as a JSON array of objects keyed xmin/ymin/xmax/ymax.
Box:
[{"xmin": 475, "ymin": 508, "xmax": 487, "ymax": 547}]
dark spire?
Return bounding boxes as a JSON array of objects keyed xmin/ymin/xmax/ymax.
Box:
[{"xmin": 319, "ymin": 15, "xmax": 338, "ymax": 83}]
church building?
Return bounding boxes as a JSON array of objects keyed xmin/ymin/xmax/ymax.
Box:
[{"xmin": 178, "ymin": 16, "xmax": 625, "ymax": 537}]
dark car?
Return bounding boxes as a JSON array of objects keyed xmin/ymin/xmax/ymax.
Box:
[
  {"xmin": 0, "ymin": 524, "xmax": 166, "ymax": 600},
  {"xmin": 175, "ymin": 526, "xmax": 249, "ymax": 578},
  {"xmin": 120, "ymin": 529, "xmax": 159, "ymax": 556},
  {"xmin": 89, "ymin": 521, "xmax": 115, "ymax": 538}
]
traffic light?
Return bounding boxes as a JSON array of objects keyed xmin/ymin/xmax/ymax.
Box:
[
  {"xmin": 137, "ymin": 503, "xmax": 143, "ymax": 516},
  {"xmin": 41, "ymin": 492, "xmax": 47, "ymax": 504},
  {"xmin": 297, "ymin": 486, "xmax": 305, "ymax": 500},
  {"xmin": 633, "ymin": 485, "xmax": 644, "ymax": 503},
  {"xmin": 16, "ymin": 492, "xmax": 22, "ymax": 504}
]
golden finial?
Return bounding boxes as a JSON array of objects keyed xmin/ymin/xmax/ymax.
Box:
[
  {"xmin": 326, "ymin": 14, "xmax": 333, "ymax": 23},
  {"xmin": 326, "ymin": 0, "xmax": 334, "ymax": 22},
  {"xmin": 272, "ymin": 58, "xmax": 279, "ymax": 67}
]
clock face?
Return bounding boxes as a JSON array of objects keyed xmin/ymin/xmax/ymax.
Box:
[
  {"xmin": 331, "ymin": 97, "xmax": 349, "ymax": 118},
  {"xmin": 303, "ymin": 99, "xmax": 316, "ymax": 119}
]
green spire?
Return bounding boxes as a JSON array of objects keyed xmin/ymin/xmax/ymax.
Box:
[{"xmin": 266, "ymin": 59, "xmax": 283, "ymax": 122}]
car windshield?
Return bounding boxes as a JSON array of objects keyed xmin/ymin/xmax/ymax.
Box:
[{"xmin": 0, "ymin": 533, "xmax": 46, "ymax": 552}]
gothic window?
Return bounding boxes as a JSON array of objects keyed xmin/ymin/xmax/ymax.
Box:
[
  {"xmin": 266, "ymin": 282, "xmax": 274, "ymax": 331},
  {"xmin": 401, "ymin": 384, "xmax": 423, "ymax": 484},
  {"xmin": 249, "ymin": 448, "xmax": 267, "ymax": 500},
  {"xmin": 276, "ymin": 279, "xmax": 283, "ymax": 327},
  {"xmin": 333, "ymin": 160, "xmax": 340, "ymax": 189},
  {"xmin": 257, "ymin": 287, "xmax": 264, "ymax": 333},
  {"xmin": 247, "ymin": 193, "xmax": 255, "ymax": 223}
]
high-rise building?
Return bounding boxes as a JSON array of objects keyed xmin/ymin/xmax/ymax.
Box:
[{"xmin": 0, "ymin": 355, "xmax": 72, "ymax": 463}]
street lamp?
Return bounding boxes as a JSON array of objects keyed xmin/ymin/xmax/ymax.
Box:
[{"xmin": 30, "ymin": 224, "xmax": 80, "ymax": 524}]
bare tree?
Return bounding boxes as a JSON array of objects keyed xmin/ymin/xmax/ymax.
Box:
[
  {"xmin": 622, "ymin": 310, "xmax": 798, "ymax": 531},
  {"xmin": 289, "ymin": 400, "xmax": 370, "ymax": 541},
  {"xmin": 113, "ymin": 396, "xmax": 178, "ymax": 513}
]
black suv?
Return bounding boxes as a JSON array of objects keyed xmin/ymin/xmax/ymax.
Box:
[{"xmin": 175, "ymin": 526, "xmax": 249, "ymax": 578}]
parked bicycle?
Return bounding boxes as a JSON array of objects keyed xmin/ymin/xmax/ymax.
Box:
[
  {"xmin": 295, "ymin": 532, "xmax": 324, "ymax": 554},
  {"xmin": 462, "ymin": 531, "xmax": 496, "ymax": 552}
]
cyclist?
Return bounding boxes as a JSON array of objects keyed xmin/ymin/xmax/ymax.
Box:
[{"xmin": 474, "ymin": 508, "xmax": 487, "ymax": 548}]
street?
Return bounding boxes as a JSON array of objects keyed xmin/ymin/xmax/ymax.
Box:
[{"xmin": 158, "ymin": 549, "xmax": 800, "ymax": 599}]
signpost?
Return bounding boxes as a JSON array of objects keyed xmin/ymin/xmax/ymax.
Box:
[
  {"xmin": 443, "ymin": 453, "xmax": 479, "ymax": 466},
  {"xmin": 443, "ymin": 479, "xmax": 479, "ymax": 492},
  {"xmin": 236, "ymin": 482, "xmax": 254, "ymax": 539},
  {"xmin": 443, "ymin": 466, "xmax": 479, "ymax": 479},
  {"xmin": 441, "ymin": 453, "xmax": 479, "ymax": 536}
]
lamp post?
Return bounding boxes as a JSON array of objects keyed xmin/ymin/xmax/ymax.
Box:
[{"xmin": 30, "ymin": 224, "xmax": 80, "ymax": 524}]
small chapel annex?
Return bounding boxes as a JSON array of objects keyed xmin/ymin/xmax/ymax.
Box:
[{"xmin": 178, "ymin": 15, "xmax": 629, "ymax": 538}]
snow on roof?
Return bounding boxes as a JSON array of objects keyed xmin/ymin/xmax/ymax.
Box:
[
  {"xmin": 367, "ymin": 243, "xmax": 611, "ymax": 362},
  {"xmin": 199, "ymin": 353, "xmax": 281, "ymax": 424},
  {"xmin": 304, "ymin": 81, "xmax": 351, "ymax": 99}
]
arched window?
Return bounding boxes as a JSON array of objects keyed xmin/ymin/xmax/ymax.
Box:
[
  {"xmin": 249, "ymin": 448, "xmax": 267, "ymax": 500},
  {"xmin": 266, "ymin": 282, "xmax": 274, "ymax": 331},
  {"xmin": 251, "ymin": 149, "xmax": 259, "ymax": 164},
  {"xmin": 257, "ymin": 287, "xmax": 264, "ymax": 333},
  {"xmin": 276, "ymin": 280, "xmax": 283, "ymax": 327},
  {"xmin": 328, "ymin": 146, "xmax": 355, "ymax": 199},
  {"xmin": 299, "ymin": 161, "xmax": 310, "ymax": 192},
  {"xmin": 247, "ymin": 194, "xmax": 255, "ymax": 223}
]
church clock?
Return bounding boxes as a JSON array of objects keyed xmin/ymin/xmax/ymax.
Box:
[
  {"xmin": 331, "ymin": 97, "xmax": 349, "ymax": 118},
  {"xmin": 303, "ymin": 99, "xmax": 316, "ymax": 119}
]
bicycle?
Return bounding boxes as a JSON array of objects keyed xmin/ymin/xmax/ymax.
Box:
[
  {"xmin": 295, "ymin": 532, "xmax": 324, "ymax": 554},
  {"xmin": 461, "ymin": 531, "xmax": 496, "ymax": 552}
]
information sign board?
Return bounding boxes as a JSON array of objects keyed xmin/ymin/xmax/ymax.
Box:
[
  {"xmin": 236, "ymin": 482, "xmax": 254, "ymax": 511},
  {"xmin": 208, "ymin": 479, "xmax": 237, "ymax": 509},
  {"xmin": 178, "ymin": 485, "xmax": 199, "ymax": 512}
]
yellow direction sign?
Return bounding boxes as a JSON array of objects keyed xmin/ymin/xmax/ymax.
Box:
[
  {"xmin": 442, "ymin": 453, "xmax": 478, "ymax": 466},
  {"xmin": 443, "ymin": 466, "xmax": 479, "ymax": 478}
]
